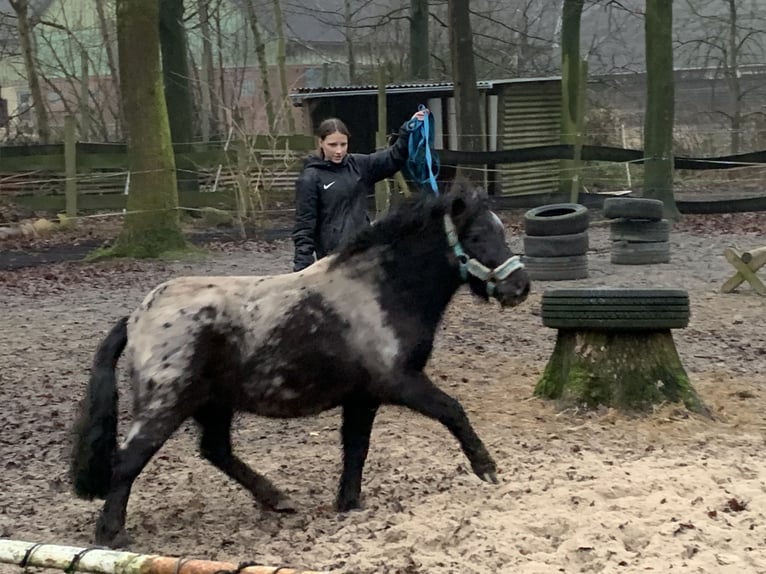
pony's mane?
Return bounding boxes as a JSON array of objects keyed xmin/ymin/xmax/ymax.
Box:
[{"xmin": 333, "ymin": 194, "xmax": 447, "ymax": 264}]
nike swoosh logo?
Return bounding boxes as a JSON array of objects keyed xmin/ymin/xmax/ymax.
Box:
[{"xmin": 323, "ymin": 181, "xmax": 336, "ymax": 190}]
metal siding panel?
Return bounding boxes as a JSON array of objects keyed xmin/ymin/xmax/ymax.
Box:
[{"xmin": 499, "ymin": 82, "xmax": 561, "ymax": 196}]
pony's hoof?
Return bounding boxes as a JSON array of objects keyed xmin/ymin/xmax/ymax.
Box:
[
  {"xmin": 269, "ymin": 498, "xmax": 297, "ymax": 513},
  {"xmin": 472, "ymin": 458, "xmax": 498, "ymax": 483},
  {"xmin": 335, "ymin": 497, "xmax": 361, "ymax": 513},
  {"xmin": 95, "ymin": 528, "xmax": 132, "ymax": 549},
  {"xmin": 480, "ymin": 471, "xmax": 499, "ymax": 484}
]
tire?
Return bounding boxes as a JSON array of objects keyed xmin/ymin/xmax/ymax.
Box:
[
  {"xmin": 610, "ymin": 219, "xmax": 670, "ymax": 243},
  {"xmin": 543, "ymin": 288, "xmax": 688, "ymax": 301},
  {"xmin": 524, "ymin": 203, "xmax": 589, "ymax": 236},
  {"xmin": 522, "ymin": 254, "xmax": 589, "ymax": 281},
  {"xmin": 541, "ymin": 288, "xmax": 690, "ymax": 330},
  {"xmin": 523, "ymin": 231, "xmax": 589, "ymax": 257},
  {"xmin": 611, "ymin": 240, "xmax": 670, "ymax": 265},
  {"xmin": 603, "ymin": 197, "xmax": 664, "ymax": 221}
]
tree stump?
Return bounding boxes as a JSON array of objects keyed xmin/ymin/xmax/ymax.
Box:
[{"xmin": 534, "ymin": 288, "xmax": 710, "ymax": 416}]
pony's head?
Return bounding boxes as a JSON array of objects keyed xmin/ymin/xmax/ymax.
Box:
[{"xmin": 442, "ymin": 182, "xmax": 530, "ymax": 308}]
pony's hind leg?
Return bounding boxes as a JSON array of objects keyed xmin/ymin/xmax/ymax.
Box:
[
  {"xmin": 194, "ymin": 403, "xmax": 295, "ymax": 512},
  {"xmin": 336, "ymin": 396, "xmax": 379, "ymax": 512},
  {"xmin": 95, "ymin": 410, "xmax": 187, "ymax": 547},
  {"xmin": 389, "ymin": 372, "xmax": 498, "ymax": 483}
]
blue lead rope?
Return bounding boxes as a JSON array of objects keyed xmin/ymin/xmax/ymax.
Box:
[{"xmin": 405, "ymin": 104, "xmax": 440, "ymax": 195}]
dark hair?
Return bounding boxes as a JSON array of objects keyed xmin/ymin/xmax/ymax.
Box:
[{"xmin": 316, "ymin": 118, "xmax": 350, "ymax": 140}]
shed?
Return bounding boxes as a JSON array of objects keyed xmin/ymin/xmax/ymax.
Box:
[{"xmin": 289, "ymin": 77, "xmax": 562, "ymax": 196}]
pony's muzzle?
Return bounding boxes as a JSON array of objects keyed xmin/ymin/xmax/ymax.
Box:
[{"xmin": 494, "ymin": 267, "xmax": 531, "ymax": 308}]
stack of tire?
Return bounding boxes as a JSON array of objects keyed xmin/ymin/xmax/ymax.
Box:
[
  {"xmin": 522, "ymin": 203, "xmax": 589, "ymax": 281},
  {"xmin": 604, "ymin": 197, "xmax": 670, "ymax": 265}
]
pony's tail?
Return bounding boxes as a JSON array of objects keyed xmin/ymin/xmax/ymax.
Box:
[{"xmin": 70, "ymin": 316, "xmax": 129, "ymax": 500}]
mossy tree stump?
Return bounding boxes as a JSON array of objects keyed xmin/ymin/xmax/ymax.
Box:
[{"xmin": 534, "ymin": 288, "xmax": 710, "ymax": 416}]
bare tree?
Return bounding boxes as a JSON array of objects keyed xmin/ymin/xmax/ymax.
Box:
[
  {"xmin": 449, "ymin": 0, "xmax": 483, "ymax": 182},
  {"xmin": 95, "ymin": 0, "xmax": 122, "ymax": 136},
  {"xmin": 410, "ymin": 0, "xmax": 430, "ymax": 78},
  {"xmin": 160, "ymin": 0, "xmax": 196, "ymax": 145},
  {"xmin": 243, "ymin": 0, "xmax": 276, "ymax": 131},
  {"xmin": 196, "ymin": 0, "xmax": 217, "ymax": 139},
  {"xmin": 560, "ymin": 0, "xmax": 584, "ymax": 193},
  {"xmin": 676, "ymin": 0, "xmax": 766, "ymax": 154},
  {"xmin": 272, "ymin": 0, "xmax": 295, "ymax": 132},
  {"xmin": 8, "ymin": 0, "xmax": 50, "ymax": 142}
]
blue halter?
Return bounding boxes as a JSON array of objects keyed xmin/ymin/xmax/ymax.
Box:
[{"xmin": 443, "ymin": 214, "xmax": 525, "ymax": 297}]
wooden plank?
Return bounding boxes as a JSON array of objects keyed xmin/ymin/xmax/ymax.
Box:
[
  {"xmin": 0, "ymin": 155, "xmax": 66, "ymax": 171},
  {"xmin": 77, "ymin": 153, "xmax": 129, "ymax": 169}
]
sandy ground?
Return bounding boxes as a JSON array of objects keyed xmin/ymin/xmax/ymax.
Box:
[{"xmin": 1, "ymin": 213, "xmax": 766, "ymax": 574}]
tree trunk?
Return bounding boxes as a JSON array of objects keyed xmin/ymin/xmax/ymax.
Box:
[
  {"xmin": 344, "ymin": 0, "xmax": 356, "ymax": 84},
  {"xmin": 535, "ymin": 330, "xmax": 709, "ymax": 416},
  {"xmin": 214, "ymin": 5, "xmax": 227, "ymax": 126},
  {"xmin": 448, "ymin": 0, "xmax": 483, "ymax": 183},
  {"xmin": 244, "ymin": 0, "xmax": 276, "ymax": 133},
  {"xmin": 560, "ymin": 0, "xmax": 584, "ymax": 194},
  {"xmin": 197, "ymin": 0, "xmax": 216, "ymax": 140},
  {"xmin": 410, "ymin": 0, "xmax": 429, "ymax": 79},
  {"xmin": 10, "ymin": 0, "xmax": 50, "ymax": 143},
  {"xmin": 643, "ymin": 0, "xmax": 680, "ymax": 220},
  {"xmin": 726, "ymin": 0, "xmax": 741, "ymax": 155},
  {"xmin": 272, "ymin": 0, "xmax": 294, "ymax": 133},
  {"xmin": 95, "ymin": 0, "xmax": 122, "ymax": 139},
  {"xmin": 109, "ymin": 0, "xmax": 187, "ymax": 258},
  {"xmin": 160, "ymin": 0, "xmax": 199, "ymax": 193}
]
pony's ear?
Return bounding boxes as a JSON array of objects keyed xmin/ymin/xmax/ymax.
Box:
[
  {"xmin": 449, "ymin": 195, "xmax": 468, "ymax": 219},
  {"xmin": 445, "ymin": 177, "xmax": 484, "ymax": 224}
]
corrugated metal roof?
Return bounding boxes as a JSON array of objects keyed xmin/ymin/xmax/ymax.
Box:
[{"xmin": 290, "ymin": 77, "xmax": 561, "ymax": 103}]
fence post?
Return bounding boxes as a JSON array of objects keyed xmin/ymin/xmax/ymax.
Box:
[
  {"xmin": 569, "ymin": 57, "xmax": 588, "ymax": 203},
  {"xmin": 64, "ymin": 115, "xmax": 77, "ymax": 217}
]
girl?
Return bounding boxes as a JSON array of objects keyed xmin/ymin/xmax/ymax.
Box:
[{"xmin": 292, "ymin": 109, "xmax": 426, "ymax": 271}]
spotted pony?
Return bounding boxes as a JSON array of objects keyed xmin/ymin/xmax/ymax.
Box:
[{"xmin": 70, "ymin": 184, "xmax": 531, "ymax": 547}]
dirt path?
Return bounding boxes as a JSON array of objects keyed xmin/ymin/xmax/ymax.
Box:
[{"xmin": 1, "ymin": 215, "xmax": 765, "ymax": 573}]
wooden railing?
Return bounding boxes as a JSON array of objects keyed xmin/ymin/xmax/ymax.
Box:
[{"xmin": 0, "ymin": 121, "xmax": 315, "ymax": 215}]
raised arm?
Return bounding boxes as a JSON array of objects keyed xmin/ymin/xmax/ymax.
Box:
[{"xmin": 360, "ymin": 109, "xmax": 428, "ymax": 183}]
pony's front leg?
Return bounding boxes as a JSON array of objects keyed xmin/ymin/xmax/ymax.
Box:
[
  {"xmin": 336, "ymin": 396, "xmax": 379, "ymax": 512},
  {"xmin": 388, "ymin": 372, "xmax": 498, "ymax": 483}
]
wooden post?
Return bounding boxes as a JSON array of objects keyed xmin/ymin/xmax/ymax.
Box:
[
  {"xmin": 569, "ymin": 57, "xmax": 587, "ymax": 203},
  {"xmin": 233, "ymin": 138, "xmax": 251, "ymax": 239},
  {"xmin": 374, "ymin": 67, "xmax": 389, "ymax": 220},
  {"xmin": 621, "ymin": 123, "xmax": 632, "ymax": 189},
  {"xmin": 64, "ymin": 115, "xmax": 77, "ymax": 217}
]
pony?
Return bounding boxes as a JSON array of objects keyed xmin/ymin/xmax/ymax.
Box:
[{"xmin": 70, "ymin": 185, "xmax": 530, "ymax": 547}]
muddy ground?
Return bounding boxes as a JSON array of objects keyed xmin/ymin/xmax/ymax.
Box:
[{"xmin": 1, "ymin": 211, "xmax": 765, "ymax": 573}]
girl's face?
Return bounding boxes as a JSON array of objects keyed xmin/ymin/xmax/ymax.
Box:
[{"xmin": 320, "ymin": 131, "xmax": 349, "ymax": 163}]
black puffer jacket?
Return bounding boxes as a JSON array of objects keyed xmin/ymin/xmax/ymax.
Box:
[{"xmin": 292, "ymin": 120, "xmax": 414, "ymax": 271}]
